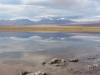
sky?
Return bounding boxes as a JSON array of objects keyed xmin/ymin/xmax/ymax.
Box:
[{"xmin": 0, "ymin": 0, "xmax": 100, "ymax": 21}]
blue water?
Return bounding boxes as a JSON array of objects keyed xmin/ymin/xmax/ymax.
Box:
[{"xmin": 0, "ymin": 32, "xmax": 100, "ymax": 55}]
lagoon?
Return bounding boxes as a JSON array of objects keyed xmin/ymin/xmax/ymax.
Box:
[{"xmin": 0, "ymin": 32, "xmax": 100, "ymax": 75}]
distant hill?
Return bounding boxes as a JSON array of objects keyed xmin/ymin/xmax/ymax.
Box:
[
  {"xmin": 0, "ymin": 19, "xmax": 34, "ymax": 26},
  {"xmin": 69, "ymin": 20, "xmax": 100, "ymax": 26}
]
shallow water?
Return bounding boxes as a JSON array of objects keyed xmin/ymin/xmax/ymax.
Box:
[{"xmin": 0, "ymin": 32, "xmax": 100, "ymax": 75}]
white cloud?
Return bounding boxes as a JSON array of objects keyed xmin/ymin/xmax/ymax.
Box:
[
  {"xmin": 0, "ymin": 0, "xmax": 100, "ymax": 21},
  {"xmin": 0, "ymin": 4, "xmax": 83, "ymax": 21},
  {"xmin": 0, "ymin": 4, "xmax": 43, "ymax": 20},
  {"xmin": 21, "ymin": 0, "xmax": 99, "ymax": 9}
]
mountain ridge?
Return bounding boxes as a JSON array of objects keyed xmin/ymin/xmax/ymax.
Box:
[
  {"xmin": 0, "ymin": 18, "xmax": 74, "ymax": 26},
  {"xmin": 0, "ymin": 18, "xmax": 100, "ymax": 26}
]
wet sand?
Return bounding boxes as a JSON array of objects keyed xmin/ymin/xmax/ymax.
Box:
[{"xmin": 0, "ymin": 47, "xmax": 100, "ymax": 75}]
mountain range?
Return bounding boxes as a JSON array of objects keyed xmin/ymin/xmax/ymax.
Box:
[
  {"xmin": 0, "ymin": 18, "xmax": 100, "ymax": 26},
  {"xmin": 0, "ymin": 18, "xmax": 73, "ymax": 26}
]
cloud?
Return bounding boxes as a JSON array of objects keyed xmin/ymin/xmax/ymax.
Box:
[
  {"xmin": 0, "ymin": 4, "xmax": 41, "ymax": 20},
  {"xmin": 0, "ymin": 0, "xmax": 99, "ymax": 21},
  {"xmin": 21, "ymin": 0, "xmax": 99, "ymax": 9},
  {"xmin": 0, "ymin": 4, "xmax": 24, "ymax": 19},
  {"xmin": 70, "ymin": 36, "xmax": 99, "ymax": 39},
  {"xmin": 0, "ymin": 4, "xmax": 83, "ymax": 21}
]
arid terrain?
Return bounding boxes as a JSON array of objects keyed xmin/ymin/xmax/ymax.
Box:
[{"xmin": 0, "ymin": 26, "xmax": 100, "ymax": 32}]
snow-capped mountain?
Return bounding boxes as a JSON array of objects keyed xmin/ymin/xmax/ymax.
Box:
[
  {"xmin": 37, "ymin": 17, "xmax": 73, "ymax": 24},
  {"xmin": 0, "ymin": 18, "xmax": 74, "ymax": 26}
]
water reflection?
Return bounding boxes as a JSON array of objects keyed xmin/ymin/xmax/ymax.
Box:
[{"xmin": 0, "ymin": 32, "xmax": 100, "ymax": 75}]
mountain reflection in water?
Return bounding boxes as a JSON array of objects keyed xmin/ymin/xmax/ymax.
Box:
[{"xmin": 0, "ymin": 32, "xmax": 100, "ymax": 75}]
